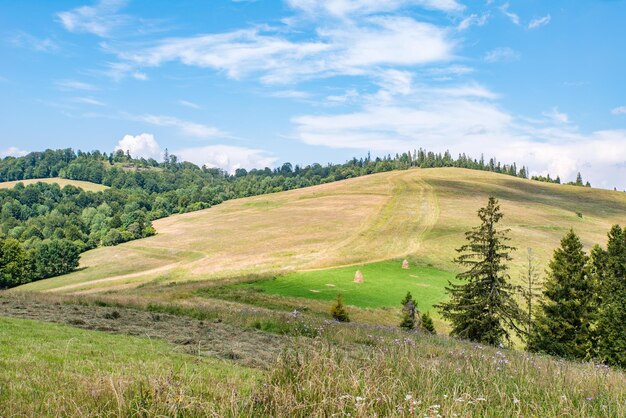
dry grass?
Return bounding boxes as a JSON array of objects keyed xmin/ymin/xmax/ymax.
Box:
[
  {"xmin": 17, "ymin": 168, "xmax": 626, "ymax": 293},
  {"xmin": 0, "ymin": 177, "xmax": 109, "ymax": 192}
]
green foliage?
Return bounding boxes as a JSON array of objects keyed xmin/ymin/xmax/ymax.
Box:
[
  {"xmin": 330, "ymin": 294, "xmax": 350, "ymax": 322},
  {"xmin": 0, "ymin": 238, "xmax": 28, "ymax": 288},
  {"xmin": 29, "ymin": 239, "xmax": 80, "ymax": 280},
  {"xmin": 528, "ymin": 230, "xmax": 595, "ymax": 360},
  {"xmin": 437, "ymin": 196, "xmax": 523, "ymax": 346},
  {"xmin": 421, "ymin": 311, "xmax": 435, "ymax": 334},
  {"xmin": 594, "ymin": 225, "xmax": 626, "ymax": 367},
  {"xmin": 399, "ymin": 291, "xmax": 418, "ymax": 330}
]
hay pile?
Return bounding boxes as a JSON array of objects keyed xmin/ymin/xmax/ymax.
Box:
[
  {"xmin": 354, "ymin": 270, "xmax": 364, "ymax": 283},
  {"xmin": 402, "ymin": 259, "xmax": 409, "ymax": 269}
]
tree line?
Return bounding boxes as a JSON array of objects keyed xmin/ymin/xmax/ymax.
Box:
[{"xmin": 436, "ymin": 197, "xmax": 625, "ymax": 368}]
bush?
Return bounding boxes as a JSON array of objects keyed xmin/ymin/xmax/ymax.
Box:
[{"xmin": 330, "ymin": 294, "xmax": 350, "ymax": 322}]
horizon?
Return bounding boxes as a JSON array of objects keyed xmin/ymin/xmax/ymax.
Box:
[{"xmin": 1, "ymin": 0, "xmax": 625, "ymax": 188}]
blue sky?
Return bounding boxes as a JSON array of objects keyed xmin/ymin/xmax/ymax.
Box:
[{"xmin": 1, "ymin": 0, "xmax": 625, "ymax": 188}]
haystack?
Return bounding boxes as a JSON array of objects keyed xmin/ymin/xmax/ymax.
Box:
[
  {"xmin": 354, "ymin": 270, "xmax": 364, "ymax": 283},
  {"xmin": 402, "ymin": 259, "xmax": 409, "ymax": 269}
]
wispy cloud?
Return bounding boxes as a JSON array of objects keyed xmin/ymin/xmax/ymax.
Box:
[
  {"xmin": 71, "ymin": 96, "xmax": 106, "ymax": 106},
  {"xmin": 9, "ymin": 32, "xmax": 59, "ymax": 52},
  {"xmin": 57, "ymin": 0, "xmax": 130, "ymax": 37},
  {"xmin": 484, "ymin": 47, "xmax": 520, "ymax": 63},
  {"xmin": 130, "ymin": 114, "xmax": 224, "ymax": 138},
  {"xmin": 271, "ymin": 90, "xmax": 311, "ymax": 99},
  {"xmin": 56, "ymin": 79, "xmax": 98, "ymax": 91},
  {"xmin": 457, "ymin": 13, "xmax": 489, "ymax": 31},
  {"xmin": 611, "ymin": 106, "xmax": 626, "ymax": 115},
  {"xmin": 112, "ymin": 17, "xmax": 453, "ymax": 84},
  {"xmin": 286, "ymin": 0, "xmax": 465, "ymax": 18},
  {"xmin": 177, "ymin": 100, "xmax": 202, "ymax": 109},
  {"xmin": 543, "ymin": 107, "xmax": 569, "ymax": 124},
  {"xmin": 528, "ymin": 15, "xmax": 551, "ymax": 30},
  {"xmin": 499, "ymin": 3, "xmax": 520, "ymax": 26}
]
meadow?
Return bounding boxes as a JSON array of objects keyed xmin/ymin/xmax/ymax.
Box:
[
  {"xmin": 0, "ymin": 177, "xmax": 109, "ymax": 192},
  {"xmin": 241, "ymin": 260, "xmax": 457, "ymax": 311}
]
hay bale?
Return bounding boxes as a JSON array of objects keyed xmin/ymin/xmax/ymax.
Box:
[
  {"xmin": 402, "ymin": 259, "xmax": 410, "ymax": 269},
  {"xmin": 354, "ymin": 270, "xmax": 364, "ymax": 283}
]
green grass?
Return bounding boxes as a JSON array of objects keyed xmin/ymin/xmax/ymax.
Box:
[
  {"xmin": 243, "ymin": 260, "xmax": 458, "ymax": 310},
  {"xmin": 0, "ymin": 316, "xmax": 259, "ymax": 416}
]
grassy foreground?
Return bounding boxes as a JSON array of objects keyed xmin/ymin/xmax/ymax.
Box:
[
  {"xmin": 0, "ymin": 177, "xmax": 109, "ymax": 192},
  {"xmin": 1, "ymin": 307, "xmax": 624, "ymax": 417}
]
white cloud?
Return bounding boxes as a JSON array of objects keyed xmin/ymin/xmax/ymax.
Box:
[
  {"xmin": 176, "ymin": 145, "xmax": 278, "ymax": 173},
  {"xmin": 177, "ymin": 100, "xmax": 202, "ymax": 109},
  {"xmin": 270, "ymin": 90, "xmax": 311, "ymax": 99},
  {"xmin": 112, "ymin": 16, "xmax": 453, "ymax": 84},
  {"xmin": 56, "ymin": 79, "xmax": 98, "ymax": 91},
  {"xmin": 133, "ymin": 114, "xmax": 223, "ymax": 138},
  {"xmin": 57, "ymin": 0, "xmax": 129, "ymax": 37},
  {"xmin": 543, "ymin": 107, "xmax": 569, "ymax": 124},
  {"xmin": 528, "ymin": 15, "xmax": 551, "ymax": 30},
  {"xmin": 132, "ymin": 71, "xmax": 148, "ymax": 80},
  {"xmin": 499, "ymin": 3, "xmax": 520, "ymax": 26},
  {"xmin": 484, "ymin": 47, "xmax": 520, "ymax": 63},
  {"xmin": 115, "ymin": 133, "xmax": 162, "ymax": 160},
  {"xmin": 0, "ymin": 147, "xmax": 29, "ymax": 158},
  {"xmin": 457, "ymin": 13, "xmax": 489, "ymax": 31},
  {"xmin": 287, "ymin": 0, "xmax": 464, "ymax": 17},
  {"xmin": 327, "ymin": 89, "xmax": 359, "ymax": 104},
  {"xmin": 611, "ymin": 106, "xmax": 626, "ymax": 115}
]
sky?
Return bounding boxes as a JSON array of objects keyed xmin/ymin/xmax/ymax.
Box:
[{"xmin": 1, "ymin": 0, "xmax": 625, "ymax": 189}]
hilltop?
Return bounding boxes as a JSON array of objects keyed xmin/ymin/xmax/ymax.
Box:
[{"xmin": 0, "ymin": 177, "xmax": 108, "ymax": 192}]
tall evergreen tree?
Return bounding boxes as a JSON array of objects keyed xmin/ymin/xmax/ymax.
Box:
[
  {"xmin": 595, "ymin": 225, "xmax": 626, "ymax": 367},
  {"xmin": 528, "ymin": 230, "xmax": 594, "ymax": 360},
  {"xmin": 400, "ymin": 291, "xmax": 419, "ymax": 330},
  {"xmin": 437, "ymin": 197, "xmax": 523, "ymax": 346}
]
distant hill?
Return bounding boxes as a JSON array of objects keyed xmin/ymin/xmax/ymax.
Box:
[
  {"xmin": 0, "ymin": 177, "xmax": 108, "ymax": 192},
  {"xmin": 18, "ymin": 167, "xmax": 626, "ymax": 294}
]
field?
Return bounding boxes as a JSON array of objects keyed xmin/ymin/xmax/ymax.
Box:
[
  {"xmin": 0, "ymin": 177, "xmax": 109, "ymax": 192},
  {"xmin": 241, "ymin": 260, "xmax": 457, "ymax": 310},
  {"xmin": 17, "ymin": 168, "xmax": 626, "ymax": 298}
]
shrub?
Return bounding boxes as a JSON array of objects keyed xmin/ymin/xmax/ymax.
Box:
[
  {"xmin": 330, "ymin": 294, "xmax": 350, "ymax": 322},
  {"xmin": 422, "ymin": 311, "xmax": 435, "ymax": 334}
]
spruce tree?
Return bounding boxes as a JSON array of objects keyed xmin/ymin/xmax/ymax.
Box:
[
  {"xmin": 527, "ymin": 230, "xmax": 594, "ymax": 360},
  {"xmin": 595, "ymin": 225, "xmax": 626, "ymax": 367},
  {"xmin": 421, "ymin": 311, "xmax": 436, "ymax": 334},
  {"xmin": 400, "ymin": 291, "xmax": 418, "ymax": 330},
  {"xmin": 437, "ymin": 196, "xmax": 523, "ymax": 346},
  {"xmin": 330, "ymin": 294, "xmax": 350, "ymax": 322}
]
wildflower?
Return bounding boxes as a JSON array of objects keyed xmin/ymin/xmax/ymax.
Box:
[
  {"xmin": 476, "ymin": 397, "xmax": 487, "ymax": 402},
  {"xmin": 355, "ymin": 396, "xmax": 365, "ymax": 403},
  {"xmin": 561, "ymin": 395, "xmax": 567, "ymax": 401},
  {"xmin": 586, "ymin": 396, "xmax": 594, "ymax": 401},
  {"xmin": 405, "ymin": 394, "xmax": 413, "ymax": 401},
  {"xmin": 291, "ymin": 309, "xmax": 299, "ymax": 319},
  {"xmin": 513, "ymin": 398, "xmax": 520, "ymax": 404}
]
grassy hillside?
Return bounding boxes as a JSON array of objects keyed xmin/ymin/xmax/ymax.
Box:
[
  {"xmin": 0, "ymin": 177, "xmax": 109, "ymax": 192},
  {"xmin": 19, "ymin": 168, "xmax": 626, "ymax": 296}
]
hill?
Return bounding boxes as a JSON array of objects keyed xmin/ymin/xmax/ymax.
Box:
[
  {"xmin": 0, "ymin": 177, "xmax": 108, "ymax": 192},
  {"xmin": 18, "ymin": 167, "xmax": 626, "ymax": 297}
]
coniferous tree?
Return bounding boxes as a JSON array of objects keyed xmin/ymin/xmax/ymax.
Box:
[
  {"xmin": 400, "ymin": 291, "xmax": 419, "ymax": 330},
  {"xmin": 330, "ymin": 294, "xmax": 350, "ymax": 322},
  {"xmin": 595, "ymin": 225, "xmax": 626, "ymax": 367},
  {"xmin": 437, "ymin": 197, "xmax": 523, "ymax": 346},
  {"xmin": 421, "ymin": 311, "xmax": 436, "ymax": 334},
  {"xmin": 528, "ymin": 230, "xmax": 594, "ymax": 360}
]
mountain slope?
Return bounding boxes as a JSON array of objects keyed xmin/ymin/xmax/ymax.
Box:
[{"xmin": 17, "ymin": 168, "xmax": 626, "ymax": 293}]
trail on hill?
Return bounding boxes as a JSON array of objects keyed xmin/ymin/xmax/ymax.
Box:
[{"xmin": 304, "ymin": 171, "xmax": 439, "ymax": 270}]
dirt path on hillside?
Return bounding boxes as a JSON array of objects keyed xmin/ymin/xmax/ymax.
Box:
[
  {"xmin": 0, "ymin": 293, "xmax": 287, "ymax": 368},
  {"xmin": 301, "ymin": 170, "xmax": 439, "ymax": 271}
]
